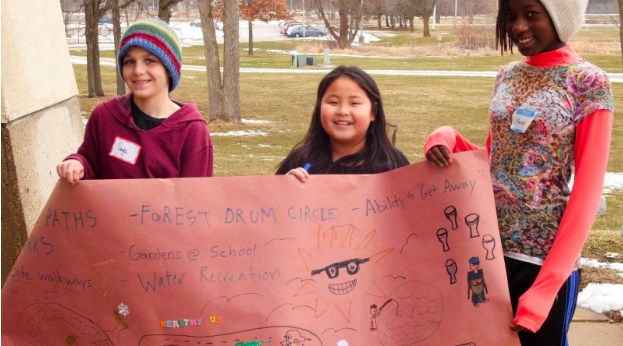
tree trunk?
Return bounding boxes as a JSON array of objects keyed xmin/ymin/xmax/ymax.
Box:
[
  {"xmin": 619, "ymin": 0, "xmax": 623, "ymax": 74},
  {"xmin": 159, "ymin": 5, "xmax": 172, "ymax": 22},
  {"xmin": 390, "ymin": 15, "xmax": 395, "ymax": 30},
  {"xmin": 315, "ymin": 0, "xmax": 361, "ymax": 49},
  {"xmin": 435, "ymin": 2, "xmax": 441, "ymax": 23},
  {"xmin": 198, "ymin": 0, "xmax": 223, "ymax": 121},
  {"xmin": 385, "ymin": 14, "xmax": 389, "ymax": 28},
  {"xmin": 113, "ymin": 0, "xmax": 126, "ymax": 95},
  {"xmin": 84, "ymin": 1, "xmax": 104, "ymax": 97},
  {"xmin": 198, "ymin": 0, "xmax": 241, "ymax": 123},
  {"xmin": 338, "ymin": 0, "xmax": 349, "ymax": 48},
  {"xmin": 248, "ymin": 20, "xmax": 253, "ymax": 56},
  {"xmin": 222, "ymin": 0, "xmax": 241, "ymax": 123},
  {"xmin": 421, "ymin": 0, "xmax": 435, "ymax": 38},
  {"xmin": 422, "ymin": 12, "xmax": 431, "ymax": 37},
  {"xmin": 409, "ymin": 17, "xmax": 414, "ymax": 32},
  {"xmin": 377, "ymin": 15, "xmax": 381, "ymax": 29}
]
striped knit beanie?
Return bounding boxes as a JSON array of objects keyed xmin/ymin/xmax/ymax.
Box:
[
  {"xmin": 539, "ymin": 0, "xmax": 588, "ymax": 43},
  {"xmin": 118, "ymin": 19, "xmax": 182, "ymax": 92}
]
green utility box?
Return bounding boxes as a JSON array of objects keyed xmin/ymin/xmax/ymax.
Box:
[{"xmin": 291, "ymin": 53, "xmax": 307, "ymax": 67}]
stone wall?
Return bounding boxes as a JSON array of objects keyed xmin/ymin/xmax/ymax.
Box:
[{"xmin": 1, "ymin": 0, "xmax": 84, "ymax": 285}]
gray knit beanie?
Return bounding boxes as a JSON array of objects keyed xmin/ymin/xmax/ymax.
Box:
[{"xmin": 539, "ymin": 0, "xmax": 588, "ymax": 43}]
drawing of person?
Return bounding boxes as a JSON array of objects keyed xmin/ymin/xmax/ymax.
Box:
[
  {"xmin": 467, "ymin": 257, "xmax": 489, "ymax": 307},
  {"xmin": 370, "ymin": 304, "xmax": 380, "ymax": 331}
]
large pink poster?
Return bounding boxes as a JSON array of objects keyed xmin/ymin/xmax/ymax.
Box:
[{"xmin": 2, "ymin": 150, "xmax": 520, "ymax": 346}]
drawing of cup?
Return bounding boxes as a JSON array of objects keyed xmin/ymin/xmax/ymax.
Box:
[
  {"xmin": 444, "ymin": 206, "xmax": 458, "ymax": 230},
  {"xmin": 437, "ymin": 228, "xmax": 450, "ymax": 252},
  {"xmin": 482, "ymin": 234, "xmax": 496, "ymax": 260},
  {"xmin": 445, "ymin": 259, "xmax": 457, "ymax": 285},
  {"xmin": 465, "ymin": 213, "xmax": 480, "ymax": 238}
]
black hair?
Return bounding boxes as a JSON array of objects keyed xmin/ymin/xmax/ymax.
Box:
[
  {"xmin": 276, "ymin": 66, "xmax": 409, "ymax": 175},
  {"xmin": 495, "ymin": 0, "xmax": 513, "ymax": 55}
]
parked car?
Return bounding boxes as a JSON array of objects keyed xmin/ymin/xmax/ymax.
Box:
[
  {"xmin": 190, "ymin": 20, "xmax": 221, "ymax": 30},
  {"xmin": 282, "ymin": 22, "xmax": 304, "ymax": 35},
  {"xmin": 279, "ymin": 21, "xmax": 301, "ymax": 34},
  {"xmin": 288, "ymin": 25, "xmax": 326, "ymax": 38}
]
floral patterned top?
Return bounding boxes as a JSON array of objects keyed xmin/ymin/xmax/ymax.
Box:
[{"xmin": 489, "ymin": 56, "xmax": 614, "ymax": 264}]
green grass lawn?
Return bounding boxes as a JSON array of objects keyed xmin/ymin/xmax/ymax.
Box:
[{"xmin": 69, "ymin": 24, "xmax": 623, "ymax": 73}]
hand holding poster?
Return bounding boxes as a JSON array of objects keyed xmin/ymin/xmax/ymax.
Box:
[{"xmin": 1, "ymin": 150, "xmax": 520, "ymax": 346}]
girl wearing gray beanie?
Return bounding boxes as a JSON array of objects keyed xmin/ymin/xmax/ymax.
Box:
[{"xmin": 425, "ymin": 0, "xmax": 614, "ymax": 345}]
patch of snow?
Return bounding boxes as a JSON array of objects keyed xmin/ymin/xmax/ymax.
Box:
[
  {"xmin": 66, "ymin": 23, "xmax": 85, "ymax": 29},
  {"xmin": 242, "ymin": 119, "xmax": 273, "ymax": 124},
  {"xmin": 577, "ymin": 283, "xmax": 623, "ymax": 314},
  {"xmin": 569, "ymin": 172, "xmax": 623, "ymax": 195},
  {"xmin": 168, "ymin": 21, "xmax": 223, "ymax": 42},
  {"xmin": 210, "ymin": 130, "xmax": 267, "ymax": 137},
  {"xmin": 580, "ymin": 258, "xmax": 623, "ymax": 272},
  {"xmin": 267, "ymin": 49, "xmax": 299, "ymax": 54}
]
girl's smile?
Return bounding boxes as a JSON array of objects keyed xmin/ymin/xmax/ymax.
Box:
[
  {"xmin": 320, "ymin": 76, "xmax": 375, "ymax": 159},
  {"xmin": 505, "ymin": 0, "xmax": 565, "ymax": 56}
]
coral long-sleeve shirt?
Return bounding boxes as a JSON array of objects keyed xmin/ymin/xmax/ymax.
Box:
[{"xmin": 424, "ymin": 45, "xmax": 614, "ymax": 332}]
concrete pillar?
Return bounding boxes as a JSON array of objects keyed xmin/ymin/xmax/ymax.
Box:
[{"xmin": 1, "ymin": 0, "xmax": 84, "ymax": 285}]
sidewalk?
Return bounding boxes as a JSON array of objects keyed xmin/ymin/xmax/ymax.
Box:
[
  {"xmin": 569, "ymin": 307, "xmax": 623, "ymax": 345},
  {"xmin": 68, "ymin": 56, "xmax": 623, "ymax": 83}
]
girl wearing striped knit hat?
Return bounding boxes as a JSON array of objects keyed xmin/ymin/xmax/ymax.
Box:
[
  {"xmin": 425, "ymin": 0, "xmax": 614, "ymax": 345},
  {"xmin": 58, "ymin": 19, "xmax": 213, "ymax": 182}
]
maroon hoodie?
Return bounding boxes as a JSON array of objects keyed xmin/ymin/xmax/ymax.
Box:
[{"xmin": 66, "ymin": 94, "xmax": 213, "ymax": 179}]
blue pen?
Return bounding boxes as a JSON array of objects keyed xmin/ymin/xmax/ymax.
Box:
[{"xmin": 303, "ymin": 163, "xmax": 312, "ymax": 172}]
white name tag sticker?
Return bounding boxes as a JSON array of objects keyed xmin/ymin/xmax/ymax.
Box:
[
  {"xmin": 109, "ymin": 136, "xmax": 141, "ymax": 165},
  {"xmin": 510, "ymin": 108, "xmax": 537, "ymax": 133}
]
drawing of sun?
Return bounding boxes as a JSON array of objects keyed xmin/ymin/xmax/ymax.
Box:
[{"xmin": 294, "ymin": 224, "xmax": 394, "ymax": 323}]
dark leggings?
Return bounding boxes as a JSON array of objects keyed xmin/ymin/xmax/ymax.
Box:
[{"xmin": 505, "ymin": 257, "xmax": 581, "ymax": 346}]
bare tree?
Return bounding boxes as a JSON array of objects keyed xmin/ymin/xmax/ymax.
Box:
[
  {"xmin": 364, "ymin": 0, "xmax": 389, "ymax": 28},
  {"xmin": 315, "ymin": 0, "xmax": 364, "ymax": 49},
  {"xmin": 618, "ymin": 0, "xmax": 622, "ymax": 73},
  {"xmin": 60, "ymin": 0, "xmax": 83, "ymax": 39},
  {"xmin": 82, "ymin": 0, "xmax": 134, "ymax": 98},
  {"xmin": 159, "ymin": 0, "xmax": 184, "ymax": 22},
  {"xmin": 420, "ymin": 0, "xmax": 437, "ymax": 37},
  {"xmin": 198, "ymin": 0, "xmax": 241, "ymax": 123},
  {"xmin": 395, "ymin": 0, "xmax": 419, "ymax": 32},
  {"xmin": 112, "ymin": 0, "xmax": 126, "ymax": 95},
  {"xmin": 461, "ymin": 0, "xmax": 496, "ymax": 24}
]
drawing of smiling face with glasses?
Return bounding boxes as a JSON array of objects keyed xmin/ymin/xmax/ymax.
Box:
[{"xmin": 311, "ymin": 258, "xmax": 370, "ymax": 295}]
